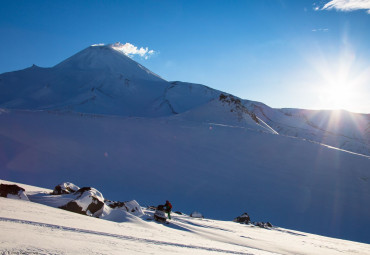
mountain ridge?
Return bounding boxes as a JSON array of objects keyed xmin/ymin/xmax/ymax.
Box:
[{"xmin": 0, "ymin": 44, "xmax": 369, "ymax": 155}]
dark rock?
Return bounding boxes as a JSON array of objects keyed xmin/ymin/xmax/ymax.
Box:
[
  {"xmin": 60, "ymin": 201, "xmax": 85, "ymax": 214},
  {"xmin": 52, "ymin": 182, "xmax": 80, "ymax": 195},
  {"xmin": 75, "ymin": 187, "xmax": 91, "ymax": 194},
  {"xmin": 174, "ymin": 211, "xmax": 183, "ymax": 215},
  {"xmin": 59, "ymin": 187, "xmax": 104, "ymax": 217},
  {"xmin": 234, "ymin": 212, "xmax": 251, "ymax": 224},
  {"xmin": 104, "ymin": 199, "xmax": 143, "ymax": 216},
  {"xmin": 254, "ymin": 222, "xmax": 273, "ymax": 229},
  {"xmin": 0, "ymin": 184, "xmax": 29, "ymax": 200},
  {"xmin": 105, "ymin": 200, "xmax": 128, "ymax": 209},
  {"xmin": 218, "ymin": 93, "xmax": 259, "ymax": 123}
]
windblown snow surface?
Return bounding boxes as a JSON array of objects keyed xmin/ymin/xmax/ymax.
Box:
[
  {"xmin": 0, "ymin": 109, "xmax": 369, "ymax": 244},
  {"xmin": 0, "ymin": 44, "xmax": 370, "ymax": 247},
  {"xmin": 1, "ymin": 180, "xmax": 369, "ymax": 255}
]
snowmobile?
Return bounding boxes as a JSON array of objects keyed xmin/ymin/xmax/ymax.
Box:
[{"xmin": 154, "ymin": 205, "xmax": 167, "ymax": 223}]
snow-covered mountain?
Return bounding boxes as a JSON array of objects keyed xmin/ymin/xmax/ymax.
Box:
[
  {"xmin": 0, "ymin": 44, "xmax": 370, "ymax": 244},
  {"xmin": 0, "ymin": 43, "xmax": 369, "ymax": 155},
  {"xmin": 246, "ymin": 103, "xmax": 370, "ymax": 156}
]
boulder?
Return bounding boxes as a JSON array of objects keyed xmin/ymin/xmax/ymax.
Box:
[
  {"xmin": 105, "ymin": 199, "xmax": 143, "ymax": 216},
  {"xmin": 59, "ymin": 187, "xmax": 104, "ymax": 217},
  {"xmin": 0, "ymin": 184, "xmax": 29, "ymax": 201},
  {"xmin": 234, "ymin": 212, "xmax": 251, "ymax": 224},
  {"xmin": 254, "ymin": 222, "xmax": 273, "ymax": 228},
  {"xmin": 52, "ymin": 182, "xmax": 80, "ymax": 195},
  {"xmin": 190, "ymin": 211, "xmax": 204, "ymax": 218}
]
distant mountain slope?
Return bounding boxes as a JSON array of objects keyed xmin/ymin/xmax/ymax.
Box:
[{"xmin": 245, "ymin": 101, "xmax": 370, "ymax": 155}]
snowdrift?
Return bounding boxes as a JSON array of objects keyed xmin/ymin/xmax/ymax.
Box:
[{"xmin": 1, "ymin": 180, "xmax": 369, "ymax": 254}]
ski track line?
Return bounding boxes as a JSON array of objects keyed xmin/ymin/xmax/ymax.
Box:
[{"xmin": 0, "ymin": 217, "xmax": 254, "ymax": 255}]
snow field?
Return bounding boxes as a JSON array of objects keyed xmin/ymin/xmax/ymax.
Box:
[{"xmin": 0, "ymin": 180, "xmax": 369, "ymax": 254}]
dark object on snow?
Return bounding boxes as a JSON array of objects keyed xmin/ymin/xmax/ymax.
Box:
[
  {"xmin": 163, "ymin": 200, "xmax": 172, "ymax": 219},
  {"xmin": 174, "ymin": 211, "xmax": 182, "ymax": 215},
  {"xmin": 74, "ymin": 186, "xmax": 91, "ymax": 194},
  {"xmin": 105, "ymin": 200, "xmax": 127, "ymax": 209},
  {"xmin": 218, "ymin": 93, "xmax": 259, "ymax": 123},
  {"xmin": 154, "ymin": 204, "xmax": 167, "ymax": 223},
  {"xmin": 59, "ymin": 187, "xmax": 104, "ymax": 217},
  {"xmin": 190, "ymin": 211, "xmax": 204, "ymax": 218},
  {"xmin": 0, "ymin": 184, "xmax": 28, "ymax": 200},
  {"xmin": 234, "ymin": 212, "xmax": 251, "ymax": 224},
  {"xmin": 52, "ymin": 182, "xmax": 80, "ymax": 195},
  {"xmin": 254, "ymin": 222, "xmax": 273, "ymax": 228}
]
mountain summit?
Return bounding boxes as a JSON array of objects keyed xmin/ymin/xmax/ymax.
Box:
[
  {"xmin": 54, "ymin": 43, "xmax": 163, "ymax": 82},
  {"xmin": 0, "ymin": 44, "xmax": 173, "ymax": 116}
]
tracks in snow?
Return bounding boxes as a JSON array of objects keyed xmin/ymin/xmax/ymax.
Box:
[{"xmin": 0, "ymin": 217, "xmax": 254, "ymax": 255}]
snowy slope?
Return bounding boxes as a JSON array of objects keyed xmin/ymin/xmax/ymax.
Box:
[
  {"xmin": 0, "ymin": 109, "xmax": 369, "ymax": 243},
  {"xmin": 1, "ymin": 180, "xmax": 369, "ymax": 255},
  {"xmin": 244, "ymin": 101, "xmax": 370, "ymax": 155}
]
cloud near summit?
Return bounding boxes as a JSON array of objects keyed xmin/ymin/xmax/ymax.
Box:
[
  {"xmin": 321, "ymin": 0, "xmax": 370, "ymax": 14},
  {"xmin": 111, "ymin": 42, "xmax": 155, "ymax": 59}
]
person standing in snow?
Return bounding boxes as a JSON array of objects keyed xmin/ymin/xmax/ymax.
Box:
[{"xmin": 163, "ymin": 200, "xmax": 172, "ymax": 220}]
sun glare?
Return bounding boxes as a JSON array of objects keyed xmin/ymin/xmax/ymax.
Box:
[
  {"xmin": 318, "ymin": 75, "xmax": 354, "ymax": 111},
  {"xmin": 308, "ymin": 41, "xmax": 369, "ymax": 113}
]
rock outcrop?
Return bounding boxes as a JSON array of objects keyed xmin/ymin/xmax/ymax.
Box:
[
  {"xmin": 0, "ymin": 184, "xmax": 29, "ymax": 201},
  {"xmin": 59, "ymin": 187, "xmax": 104, "ymax": 217},
  {"xmin": 105, "ymin": 199, "xmax": 143, "ymax": 216},
  {"xmin": 52, "ymin": 182, "xmax": 80, "ymax": 195}
]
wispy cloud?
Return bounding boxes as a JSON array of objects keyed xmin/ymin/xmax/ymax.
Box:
[
  {"xmin": 312, "ymin": 28, "xmax": 329, "ymax": 32},
  {"xmin": 110, "ymin": 42, "xmax": 156, "ymax": 59},
  {"xmin": 320, "ymin": 0, "xmax": 370, "ymax": 14}
]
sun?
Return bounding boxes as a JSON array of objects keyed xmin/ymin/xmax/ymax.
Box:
[
  {"xmin": 309, "ymin": 44, "xmax": 369, "ymax": 113},
  {"xmin": 318, "ymin": 76, "xmax": 354, "ymax": 111}
]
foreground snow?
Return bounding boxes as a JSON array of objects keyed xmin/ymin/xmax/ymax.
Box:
[{"xmin": 1, "ymin": 180, "xmax": 369, "ymax": 255}]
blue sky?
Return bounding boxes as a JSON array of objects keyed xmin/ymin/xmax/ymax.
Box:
[{"xmin": 1, "ymin": 0, "xmax": 369, "ymax": 113}]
